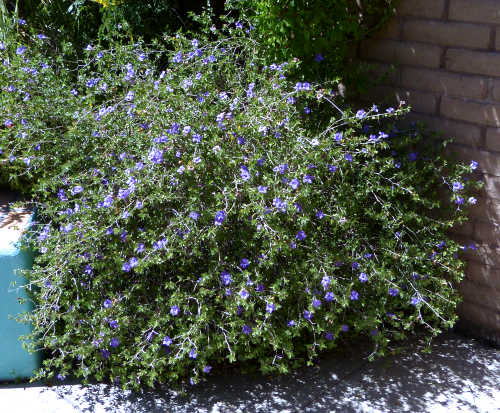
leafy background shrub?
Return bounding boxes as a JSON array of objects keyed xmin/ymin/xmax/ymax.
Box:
[
  {"xmin": 227, "ymin": 0, "xmax": 399, "ymax": 87},
  {"xmin": 0, "ymin": 3, "xmax": 480, "ymax": 390}
]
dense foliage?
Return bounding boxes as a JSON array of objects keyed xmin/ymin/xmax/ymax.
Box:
[
  {"xmin": 0, "ymin": 12, "xmax": 480, "ymax": 390},
  {"xmin": 228, "ymin": 0, "xmax": 399, "ymax": 81}
]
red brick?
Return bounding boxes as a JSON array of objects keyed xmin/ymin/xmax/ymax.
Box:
[
  {"xmin": 448, "ymin": 145, "xmax": 500, "ymax": 176},
  {"xmin": 404, "ymin": 113, "xmax": 482, "ymax": 146},
  {"xmin": 445, "ymin": 49, "xmax": 500, "ymax": 77},
  {"xmin": 449, "ymin": 0, "xmax": 500, "ymax": 24},
  {"xmin": 363, "ymin": 86, "xmax": 437, "ymax": 114},
  {"xmin": 440, "ymin": 96, "xmax": 500, "ymax": 128},
  {"xmin": 397, "ymin": 0, "xmax": 446, "ymax": 19},
  {"xmin": 457, "ymin": 236, "xmax": 500, "ymax": 268},
  {"xmin": 481, "ymin": 174, "xmax": 500, "ymax": 200},
  {"xmin": 457, "ymin": 300, "xmax": 500, "ymax": 334},
  {"xmin": 372, "ymin": 19, "xmax": 401, "ymax": 40},
  {"xmin": 474, "ymin": 220, "xmax": 500, "ymax": 245},
  {"xmin": 360, "ymin": 40, "xmax": 442, "ymax": 68},
  {"xmin": 460, "ymin": 278, "xmax": 500, "ymax": 312},
  {"xmin": 491, "ymin": 79, "xmax": 500, "ymax": 102},
  {"xmin": 485, "ymin": 128, "xmax": 500, "ymax": 152},
  {"xmin": 401, "ymin": 67, "xmax": 487, "ymax": 100},
  {"xmin": 468, "ymin": 196, "xmax": 500, "ymax": 226},
  {"xmin": 402, "ymin": 20, "xmax": 491, "ymax": 49},
  {"xmin": 450, "ymin": 219, "xmax": 474, "ymax": 237},
  {"xmin": 465, "ymin": 258, "xmax": 500, "ymax": 284}
]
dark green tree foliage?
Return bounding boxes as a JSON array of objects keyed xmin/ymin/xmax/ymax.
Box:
[{"xmin": 227, "ymin": 0, "xmax": 399, "ymax": 81}]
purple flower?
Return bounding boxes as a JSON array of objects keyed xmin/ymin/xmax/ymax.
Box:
[
  {"xmin": 125, "ymin": 91, "xmax": 134, "ymax": 101},
  {"xmin": 356, "ymin": 109, "xmax": 366, "ymax": 119},
  {"xmin": 303, "ymin": 310, "xmax": 313, "ymax": 320},
  {"xmin": 452, "ymin": 181, "xmax": 464, "ymax": 192},
  {"xmin": 389, "ymin": 288, "xmax": 399, "ymax": 296},
  {"xmin": 122, "ymin": 261, "xmax": 131, "ymax": 272},
  {"xmin": 256, "ymin": 283, "xmax": 265, "ymax": 292},
  {"xmin": 296, "ymin": 230, "xmax": 306, "ymax": 241},
  {"xmin": 314, "ymin": 53, "xmax": 324, "ymax": 62},
  {"xmin": 287, "ymin": 320, "xmax": 296, "ymax": 327},
  {"xmin": 350, "ymin": 290, "xmax": 359, "ymax": 301},
  {"xmin": 345, "ymin": 153, "xmax": 353, "ymax": 162},
  {"xmin": 170, "ymin": 305, "xmax": 180, "ymax": 316},
  {"xmin": 103, "ymin": 299, "xmax": 112, "ymax": 308},
  {"xmin": 240, "ymin": 290, "xmax": 250, "ymax": 299},
  {"xmin": 242, "ymin": 324, "xmax": 252, "ymax": 335},
  {"xmin": 61, "ymin": 223, "xmax": 73, "ymax": 233},
  {"xmin": 136, "ymin": 243, "xmax": 145, "ymax": 254},
  {"xmin": 289, "ymin": 178, "xmax": 300, "ymax": 190},
  {"xmin": 241, "ymin": 165, "xmax": 251, "ymax": 181},
  {"xmin": 258, "ymin": 186, "xmax": 267, "ymax": 193},
  {"xmin": 273, "ymin": 197, "xmax": 287, "ymax": 212},
  {"xmin": 203, "ymin": 365, "xmax": 212, "ymax": 373},
  {"xmin": 358, "ymin": 272, "xmax": 368, "ymax": 283},
  {"xmin": 16, "ymin": 46, "xmax": 27, "ymax": 55},
  {"xmin": 266, "ymin": 302, "xmax": 275, "ymax": 314},
  {"xmin": 148, "ymin": 147, "xmax": 164, "ymax": 164},
  {"xmin": 455, "ymin": 197, "xmax": 465, "ymax": 205},
  {"xmin": 189, "ymin": 211, "xmax": 200, "ymax": 220},
  {"xmin": 341, "ymin": 324, "xmax": 349, "ymax": 332},
  {"xmin": 410, "ymin": 296, "xmax": 420, "ymax": 306},
  {"xmin": 240, "ymin": 258, "xmax": 250, "ymax": 269},
  {"xmin": 71, "ymin": 185, "xmax": 83, "ymax": 195},
  {"xmin": 328, "ymin": 165, "xmax": 338, "ymax": 173},
  {"xmin": 110, "ymin": 337, "xmax": 119, "ymax": 348},
  {"xmin": 100, "ymin": 350, "xmax": 110, "ymax": 359},
  {"xmin": 325, "ymin": 291, "xmax": 335, "ymax": 302},
  {"xmin": 221, "ymin": 270, "xmax": 232, "ymax": 286},
  {"xmin": 468, "ymin": 197, "xmax": 477, "ymax": 205},
  {"xmin": 321, "ymin": 275, "xmax": 331, "ymax": 290},
  {"xmin": 470, "ymin": 160, "xmax": 478, "ymax": 170},
  {"xmin": 325, "ymin": 331, "xmax": 334, "ymax": 341},
  {"xmin": 316, "ymin": 210, "xmax": 324, "ymax": 219},
  {"xmin": 189, "ymin": 348, "xmax": 197, "ymax": 359},
  {"xmin": 162, "ymin": 336, "xmax": 172, "ymax": 346},
  {"xmin": 109, "ymin": 319, "xmax": 119, "ymax": 329},
  {"xmin": 312, "ymin": 298, "xmax": 321, "ymax": 308},
  {"xmin": 303, "ymin": 174, "xmax": 313, "ymax": 184},
  {"xmin": 214, "ymin": 210, "xmax": 226, "ymax": 226},
  {"xmin": 273, "ymin": 163, "xmax": 288, "ymax": 174}
]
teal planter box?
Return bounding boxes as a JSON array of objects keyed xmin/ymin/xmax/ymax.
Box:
[{"xmin": 0, "ymin": 200, "xmax": 41, "ymax": 381}]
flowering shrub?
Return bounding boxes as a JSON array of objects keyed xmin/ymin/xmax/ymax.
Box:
[{"xmin": 0, "ymin": 19, "xmax": 480, "ymax": 389}]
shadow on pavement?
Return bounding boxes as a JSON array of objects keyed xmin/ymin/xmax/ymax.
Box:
[{"xmin": 10, "ymin": 332, "xmax": 500, "ymax": 413}]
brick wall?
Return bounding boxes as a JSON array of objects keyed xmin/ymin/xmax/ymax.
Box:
[{"xmin": 359, "ymin": 0, "xmax": 500, "ymax": 343}]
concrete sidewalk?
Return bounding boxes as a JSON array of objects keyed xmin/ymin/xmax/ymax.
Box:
[{"xmin": 0, "ymin": 332, "xmax": 498, "ymax": 413}]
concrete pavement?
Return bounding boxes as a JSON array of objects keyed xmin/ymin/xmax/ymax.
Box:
[{"xmin": 0, "ymin": 332, "xmax": 498, "ymax": 412}]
